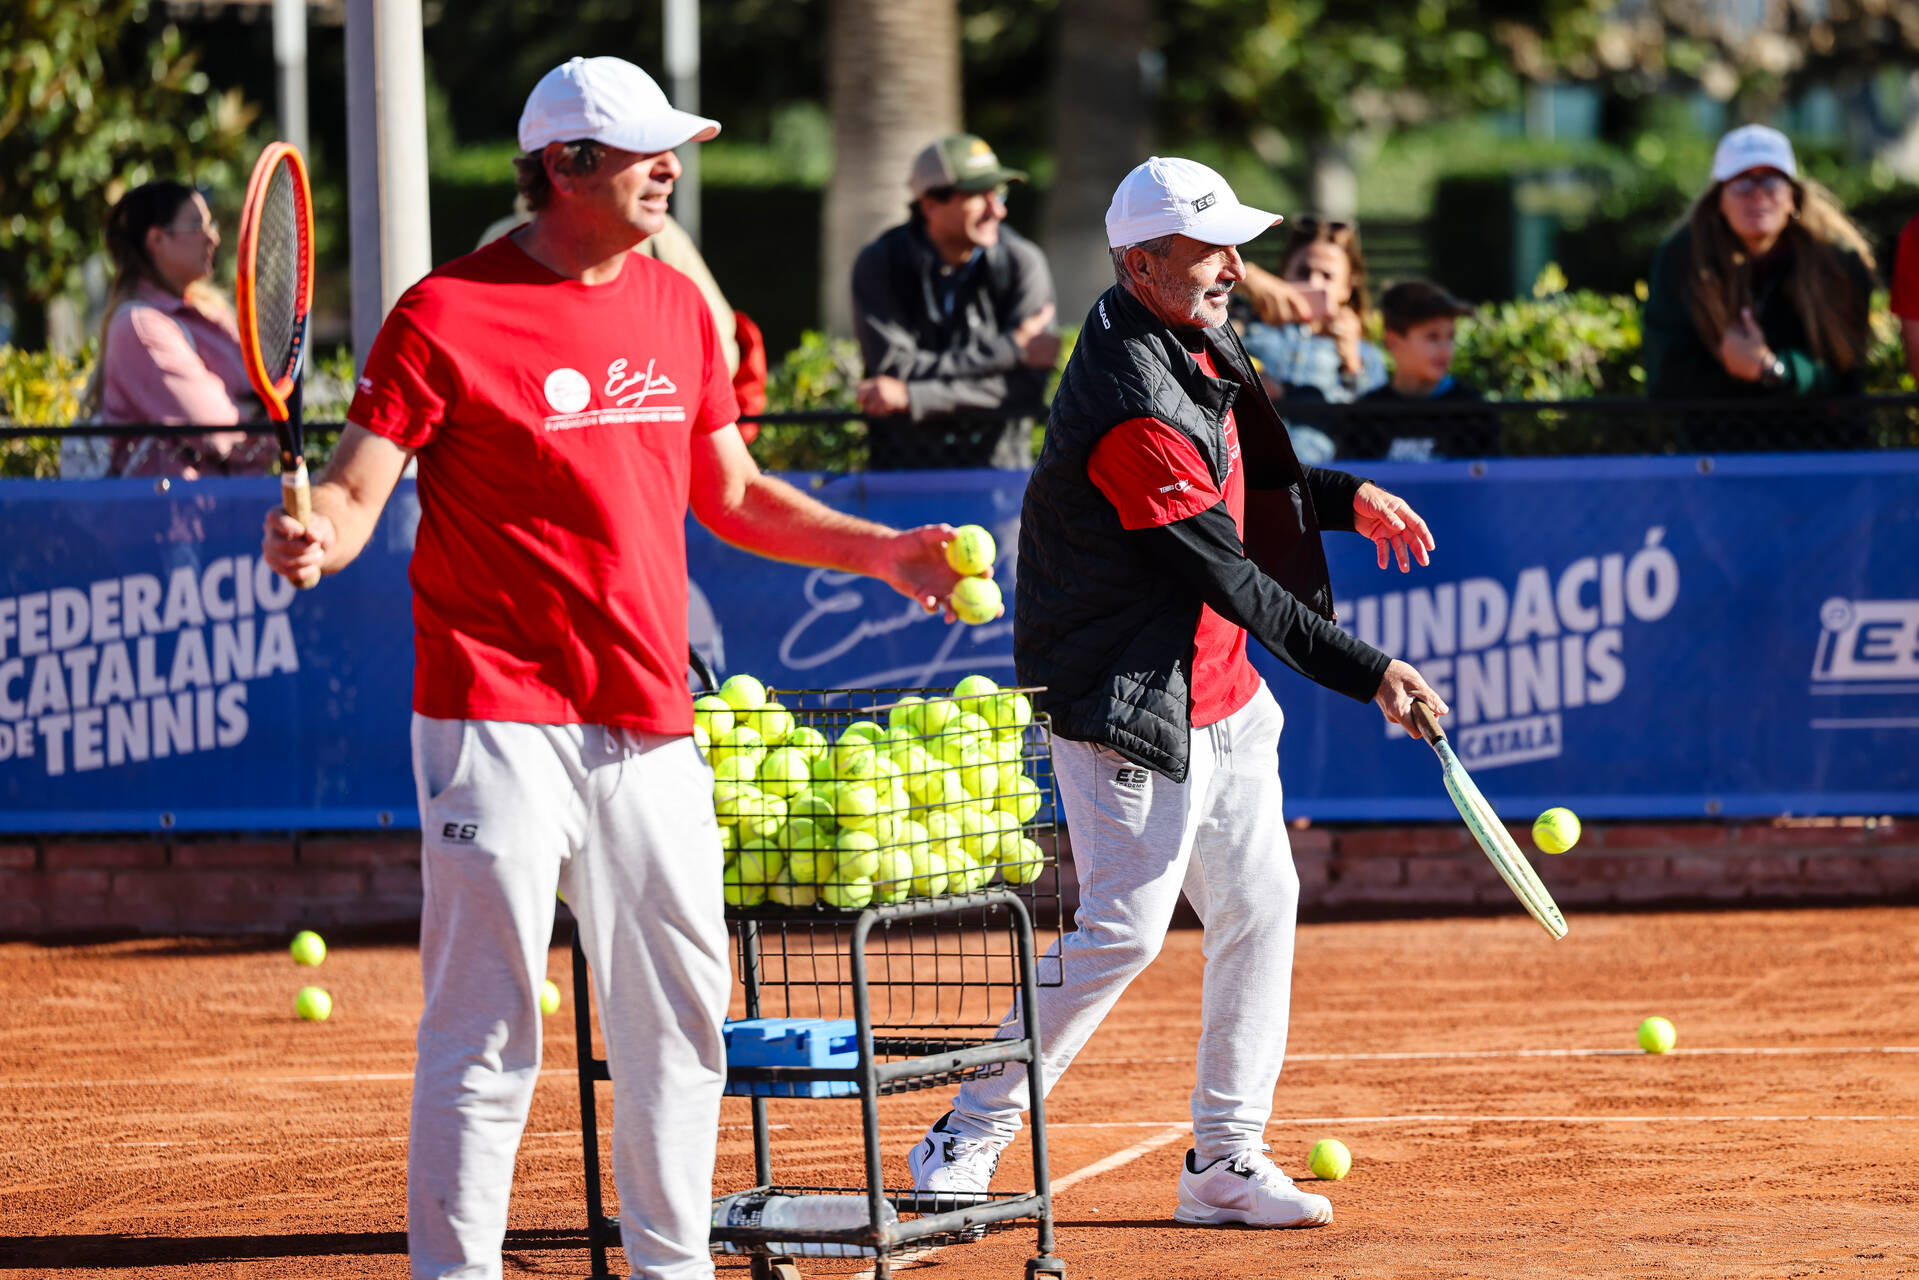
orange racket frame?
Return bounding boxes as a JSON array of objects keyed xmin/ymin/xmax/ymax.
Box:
[{"xmin": 235, "ymin": 141, "xmax": 319, "ymax": 587}]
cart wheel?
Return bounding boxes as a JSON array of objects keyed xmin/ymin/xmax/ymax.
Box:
[
  {"xmin": 770, "ymin": 1264, "xmax": 802, "ymax": 1280},
  {"xmin": 752, "ymin": 1258, "xmax": 802, "ymax": 1280},
  {"xmin": 1025, "ymin": 1256, "xmax": 1067, "ymax": 1279}
]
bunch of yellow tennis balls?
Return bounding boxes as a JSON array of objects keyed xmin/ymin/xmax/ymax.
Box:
[{"xmin": 697, "ymin": 671, "xmax": 1047, "ymax": 910}]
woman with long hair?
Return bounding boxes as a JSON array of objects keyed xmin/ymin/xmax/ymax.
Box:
[
  {"xmin": 77, "ymin": 179, "xmax": 273, "ymax": 477},
  {"xmin": 1240, "ymin": 216, "xmax": 1388, "ymax": 404},
  {"xmin": 1643, "ymin": 125, "xmax": 1877, "ymax": 401}
]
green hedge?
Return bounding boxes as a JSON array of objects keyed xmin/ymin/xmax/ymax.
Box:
[{"xmin": 5, "ymin": 271, "xmax": 1910, "ymax": 478}]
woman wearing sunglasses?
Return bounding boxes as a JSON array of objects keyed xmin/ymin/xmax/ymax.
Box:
[{"xmin": 1643, "ymin": 125, "xmax": 1876, "ymax": 404}]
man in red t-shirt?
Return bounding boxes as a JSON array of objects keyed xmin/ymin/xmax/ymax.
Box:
[
  {"xmin": 1891, "ymin": 213, "xmax": 1919, "ymax": 384},
  {"xmin": 261, "ymin": 57, "xmax": 981, "ymax": 1280}
]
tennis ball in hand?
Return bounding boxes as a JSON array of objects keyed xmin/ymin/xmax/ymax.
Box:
[
  {"xmin": 540, "ymin": 979, "xmax": 562, "ymax": 1016},
  {"xmin": 1532, "ymin": 807, "xmax": 1581, "ymax": 854},
  {"xmin": 289, "ymin": 930, "xmax": 326, "ymax": 966},
  {"xmin": 296, "ymin": 987, "xmax": 332, "ymax": 1022},
  {"xmin": 1637, "ymin": 1016, "xmax": 1677, "ymax": 1054},
  {"xmin": 719, "ymin": 674, "xmax": 766, "ymax": 712},
  {"xmin": 1308, "ymin": 1138, "xmax": 1351, "ymax": 1181},
  {"xmin": 950, "ymin": 577, "xmax": 1002, "ymax": 625},
  {"xmin": 945, "ymin": 525, "xmax": 997, "ymax": 576}
]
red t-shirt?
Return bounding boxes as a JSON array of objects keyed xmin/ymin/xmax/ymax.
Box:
[
  {"xmin": 1085, "ymin": 350, "xmax": 1261, "ymax": 728},
  {"xmin": 1892, "ymin": 214, "xmax": 1919, "ymax": 321},
  {"xmin": 348, "ymin": 236, "xmax": 740, "ymax": 732}
]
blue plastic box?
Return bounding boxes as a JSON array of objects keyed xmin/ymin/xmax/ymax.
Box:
[{"xmin": 722, "ymin": 1018, "xmax": 860, "ymax": 1097}]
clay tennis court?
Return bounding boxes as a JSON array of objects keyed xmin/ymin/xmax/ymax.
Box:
[{"xmin": 5, "ymin": 904, "xmax": 1917, "ymax": 1278}]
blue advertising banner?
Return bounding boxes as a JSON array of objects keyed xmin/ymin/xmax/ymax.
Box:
[{"xmin": 2, "ymin": 453, "xmax": 1915, "ymax": 832}]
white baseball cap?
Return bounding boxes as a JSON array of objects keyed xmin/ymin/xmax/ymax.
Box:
[
  {"xmin": 518, "ymin": 56, "xmax": 720, "ymax": 156},
  {"xmin": 1105, "ymin": 156, "xmax": 1281, "ymax": 250},
  {"xmin": 1711, "ymin": 124, "xmax": 1797, "ymax": 184}
]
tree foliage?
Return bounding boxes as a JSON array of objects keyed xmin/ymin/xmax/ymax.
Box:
[{"xmin": 0, "ymin": 0, "xmax": 257, "ymax": 348}]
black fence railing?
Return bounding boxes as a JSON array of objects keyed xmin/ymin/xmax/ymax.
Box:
[{"xmin": 5, "ymin": 396, "xmax": 1918, "ymax": 475}]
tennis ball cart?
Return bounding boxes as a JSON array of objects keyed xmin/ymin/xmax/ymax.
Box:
[{"xmin": 570, "ymin": 674, "xmax": 1070, "ymax": 1279}]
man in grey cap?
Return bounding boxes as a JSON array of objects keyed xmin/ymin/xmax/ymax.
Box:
[
  {"xmin": 262, "ymin": 56, "xmax": 981, "ymax": 1280},
  {"xmin": 851, "ymin": 133, "xmax": 1059, "ymax": 468}
]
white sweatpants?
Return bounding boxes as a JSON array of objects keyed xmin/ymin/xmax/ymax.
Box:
[
  {"xmin": 949, "ymin": 682, "xmax": 1299, "ymax": 1162},
  {"xmin": 407, "ymin": 715, "xmax": 732, "ymax": 1280}
]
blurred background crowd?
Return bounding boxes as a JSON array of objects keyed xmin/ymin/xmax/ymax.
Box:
[{"xmin": 7, "ymin": 0, "xmax": 1919, "ymax": 476}]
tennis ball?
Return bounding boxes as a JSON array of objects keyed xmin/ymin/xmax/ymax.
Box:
[
  {"xmin": 910, "ymin": 847, "xmax": 950, "ymax": 898},
  {"xmin": 723, "ymin": 860, "xmax": 767, "ymax": 908},
  {"xmin": 719, "ymin": 674, "xmax": 766, "ymax": 712},
  {"xmin": 835, "ymin": 830, "xmax": 882, "ymax": 881},
  {"xmin": 839, "ymin": 720, "xmax": 886, "ymax": 745},
  {"xmin": 831, "ymin": 739, "xmax": 879, "ymax": 782},
  {"xmin": 739, "ymin": 791, "xmax": 789, "ymax": 841},
  {"xmin": 788, "ymin": 788, "xmax": 838, "ymax": 830},
  {"xmin": 822, "ymin": 876, "xmax": 875, "ymax": 909},
  {"xmin": 1533, "ymin": 807, "xmax": 1581, "ymax": 855},
  {"xmin": 710, "ymin": 725, "xmax": 766, "ymax": 772},
  {"xmin": 785, "ymin": 725, "xmax": 829, "ymax": 761},
  {"xmin": 758, "ymin": 747, "xmax": 812, "ymax": 798},
  {"xmin": 1638, "ymin": 1016, "xmax": 1677, "ymax": 1054},
  {"xmin": 917, "ymin": 698, "xmax": 958, "ymax": 737},
  {"xmin": 745, "ymin": 701, "xmax": 794, "ymax": 745},
  {"xmin": 693, "ymin": 695, "xmax": 735, "ymax": 738},
  {"xmin": 540, "ymin": 979, "xmax": 562, "ymax": 1016},
  {"xmin": 692, "ymin": 723, "xmax": 710, "ymax": 756},
  {"xmin": 990, "ymin": 691, "xmax": 1032, "ymax": 731},
  {"xmin": 1000, "ymin": 834, "xmax": 1044, "ymax": 886},
  {"xmin": 735, "ymin": 843, "xmax": 785, "ymax": 889},
  {"xmin": 834, "ymin": 781, "xmax": 880, "ymax": 831},
  {"xmin": 875, "ymin": 848, "xmax": 917, "ymax": 902},
  {"xmin": 953, "ymin": 674, "xmax": 1000, "ymax": 704},
  {"xmin": 887, "ymin": 697, "xmax": 924, "ymax": 735},
  {"xmin": 768, "ymin": 877, "xmax": 819, "ymax": 909},
  {"xmin": 712, "ymin": 781, "xmax": 764, "ymax": 828},
  {"xmin": 711, "ymin": 753, "xmax": 758, "ymax": 786},
  {"xmin": 946, "ymin": 525, "xmax": 997, "ymax": 576},
  {"xmin": 296, "ymin": 986, "xmax": 332, "ymax": 1022},
  {"xmin": 951, "ymin": 577, "xmax": 1002, "ymax": 625},
  {"xmin": 1001, "ymin": 774, "xmax": 1042, "ymax": 824},
  {"xmin": 1307, "ymin": 1138, "xmax": 1351, "ymax": 1181},
  {"xmin": 784, "ymin": 841, "xmax": 835, "ymax": 886},
  {"xmin": 289, "ymin": 930, "xmax": 326, "ymax": 967}
]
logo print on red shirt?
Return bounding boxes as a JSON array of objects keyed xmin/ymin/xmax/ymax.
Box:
[
  {"xmin": 606, "ymin": 357, "xmax": 678, "ymax": 408},
  {"xmin": 544, "ymin": 367, "xmax": 590, "ymax": 414}
]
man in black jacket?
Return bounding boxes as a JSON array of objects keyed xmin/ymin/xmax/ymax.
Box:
[
  {"xmin": 908, "ymin": 157, "xmax": 1448, "ymax": 1229},
  {"xmin": 851, "ymin": 134, "xmax": 1058, "ymax": 469}
]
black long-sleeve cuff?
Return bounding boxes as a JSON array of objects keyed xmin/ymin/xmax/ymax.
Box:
[{"xmin": 1130, "ymin": 502, "xmax": 1390, "ymax": 703}]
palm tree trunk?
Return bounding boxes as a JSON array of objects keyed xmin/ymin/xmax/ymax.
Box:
[
  {"xmin": 820, "ymin": 0, "xmax": 961, "ymax": 336},
  {"xmin": 1043, "ymin": 0, "xmax": 1154, "ymax": 323}
]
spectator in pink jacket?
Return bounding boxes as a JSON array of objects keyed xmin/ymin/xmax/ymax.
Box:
[{"xmin": 77, "ymin": 180, "xmax": 275, "ymax": 477}]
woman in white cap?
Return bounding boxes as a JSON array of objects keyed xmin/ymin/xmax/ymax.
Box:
[{"xmin": 1643, "ymin": 123, "xmax": 1876, "ymax": 414}]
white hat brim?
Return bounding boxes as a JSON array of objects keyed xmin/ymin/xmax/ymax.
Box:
[
  {"xmin": 1183, "ymin": 203, "xmax": 1283, "ymax": 247},
  {"xmin": 595, "ymin": 109, "xmax": 722, "ymax": 155}
]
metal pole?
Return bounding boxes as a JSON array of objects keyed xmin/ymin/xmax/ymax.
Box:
[
  {"xmin": 271, "ymin": 0, "xmax": 309, "ymax": 159},
  {"xmin": 664, "ymin": 0, "xmax": 701, "ymax": 246},
  {"xmin": 344, "ymin": 0, "xmax": 434, "ymax": 372}
]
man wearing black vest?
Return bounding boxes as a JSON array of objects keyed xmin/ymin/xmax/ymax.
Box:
[{"xmin": 908, "ymin": 157, "xmax": 1448, "ymax": 1229}]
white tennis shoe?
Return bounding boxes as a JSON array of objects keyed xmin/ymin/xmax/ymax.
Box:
[
  {"xmin": 1174, "ymin": 1148, "xmax": 1334, "ymax": 1228},
  {"xmin": 908, "ymin": 1111, "xmax": 1005, "ymax": 1194}
]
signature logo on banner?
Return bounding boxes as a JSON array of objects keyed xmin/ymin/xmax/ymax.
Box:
[
  {"xmin": 1337, "ymin": 527, "xmax": 1682, "ymax": 770},
  {"xmin": 0, "ymin": 558, "xmax": 300, "ymax": 776},
  {"xmin": 1809, "ymin": 598, "xmax": 1919, "ymax": 733}
]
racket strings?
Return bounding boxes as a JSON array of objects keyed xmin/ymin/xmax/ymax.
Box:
[{"xmin": 254, "ymin": 164, "xmax": 304, "ymax": 381}]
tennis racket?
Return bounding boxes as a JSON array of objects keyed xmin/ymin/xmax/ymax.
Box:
[
  {"xmin": 1408, "ymin": 701, "xmax": 1568, "ymax": 940},
  {"xmin": 235, "ymin": 141, "xmax": 318, "ymax": 588}
]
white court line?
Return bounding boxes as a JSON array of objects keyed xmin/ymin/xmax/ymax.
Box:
[
  {"xmin": 11, "ymin": 1045, "xmax": 1918, "ymax": 1090},
  {"xmin": 846, "ymin": 1125, "xmax": 1187, "ymax": 1279}
]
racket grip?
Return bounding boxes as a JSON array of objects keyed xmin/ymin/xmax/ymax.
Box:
[
  {"xmin": 1408, "ymin": 699, "xmax": 1444, "ymax": 743},
  {"xmin": 282, "ymin": 459, "xmax": 321, "ymax": 590}
]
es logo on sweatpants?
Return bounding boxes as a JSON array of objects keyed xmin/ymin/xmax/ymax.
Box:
[
  {"xmin": 441, "ymin": 822, "xmax": 479, "ymax": 841},
  {"xmin": 1113, "ymin": 767, "xmax": 1149, "ymax": 792}
]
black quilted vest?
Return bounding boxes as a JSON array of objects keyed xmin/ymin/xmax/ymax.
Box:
[{"xmin": 1015, "ymin": 284, "xmax": 1340, "ymax": 782}]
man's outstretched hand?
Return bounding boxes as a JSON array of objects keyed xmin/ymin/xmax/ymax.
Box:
[
  {"xmin": 1353, "ymin": 482, "xmax": 1435, "ymax": 573},
  {"xmin": 878, "ymin": 524, "xmax": 1000, "ymax": 624}
]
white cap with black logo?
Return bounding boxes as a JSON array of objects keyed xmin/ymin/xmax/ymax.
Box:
[
  {"xmin": 1710, "ymin": 124, "xmax": 1797, "ymax": 184},
  {"xmin": 1105, "ymin": 156, "xmax": 1281, "ymax": 249}
]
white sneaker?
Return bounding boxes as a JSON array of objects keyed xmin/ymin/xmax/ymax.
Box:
[
  {"xmin": 1174, "ymin": 1148, "xmax": 1334, "ymax": 1228},
  {"xmin": 909, "ymin": 1111, "xmax": 1005, "ymax": 1195}
]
